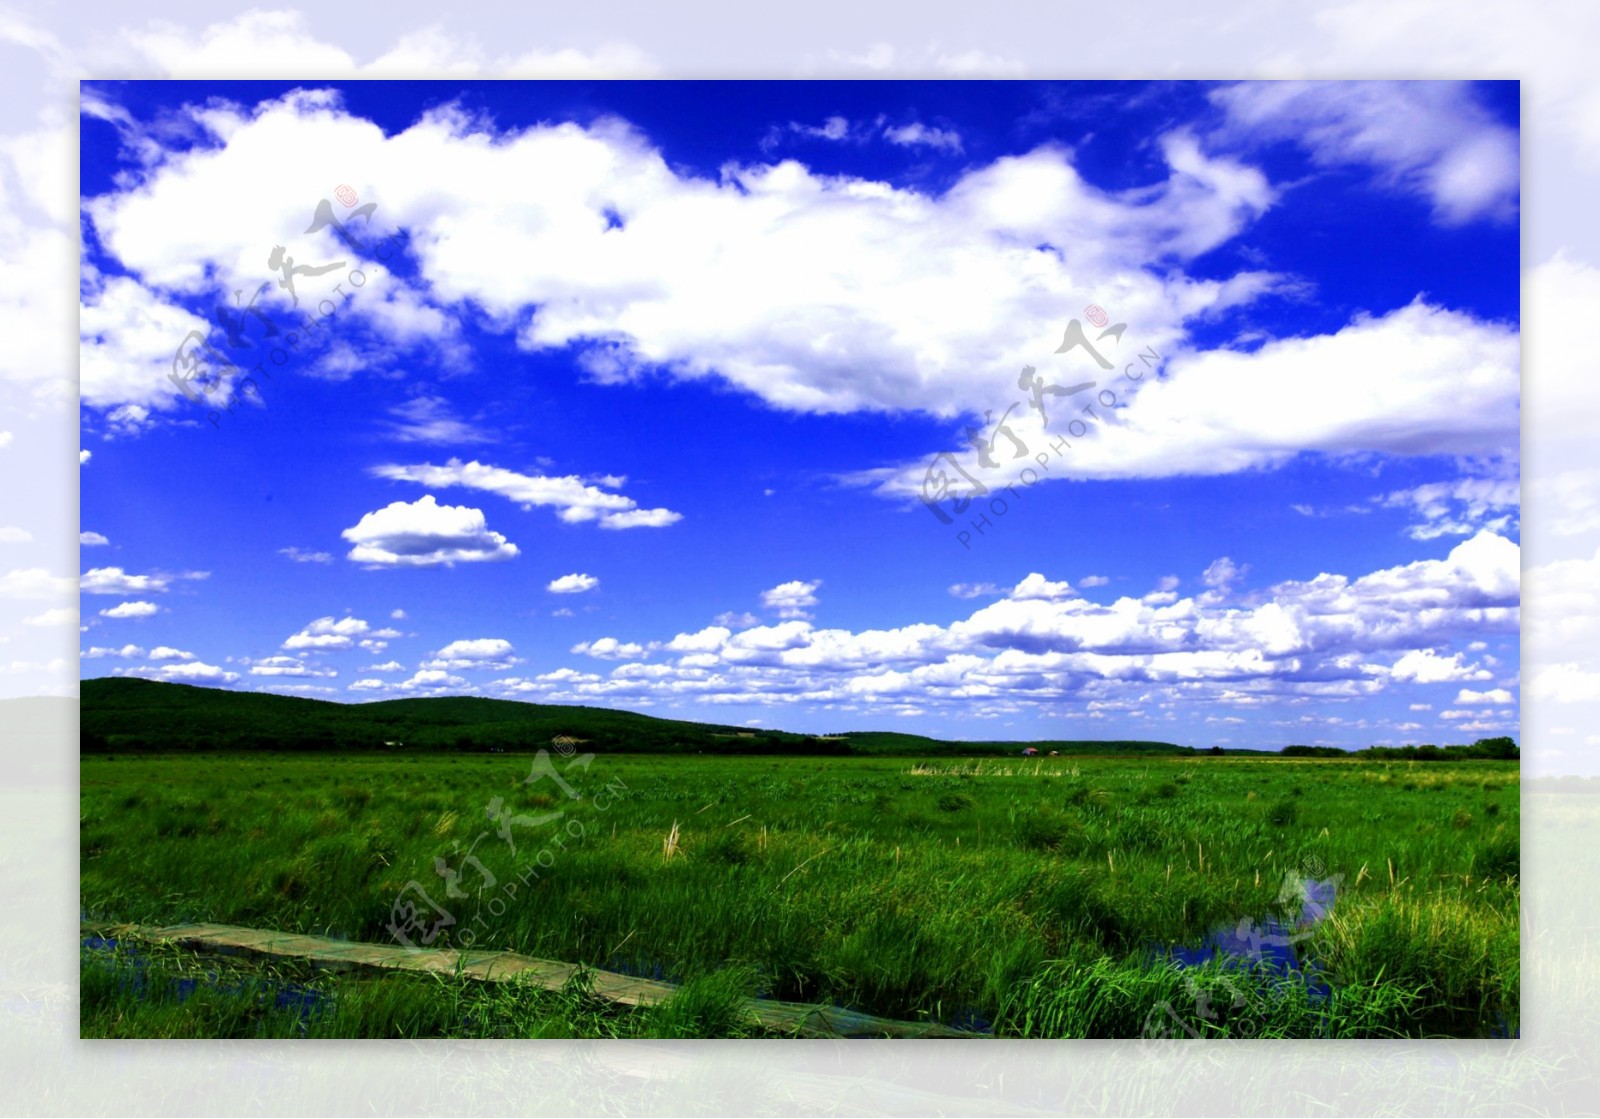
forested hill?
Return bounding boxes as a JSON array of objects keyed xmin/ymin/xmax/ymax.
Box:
[{"xmin": 78, "ymin": 677, "xmax": 1192, "ymax": 756}]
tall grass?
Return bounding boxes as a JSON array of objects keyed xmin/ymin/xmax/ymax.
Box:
[{"xmin": 81, "ymin": 753, "xmax": 1519, "ymax": 1037}]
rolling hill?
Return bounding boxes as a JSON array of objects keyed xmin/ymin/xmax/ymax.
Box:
[{"xmin": 78, "ymin": 677, "xmax": 1191, "ymax": 756}]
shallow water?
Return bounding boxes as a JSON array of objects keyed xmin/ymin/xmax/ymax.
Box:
[{"xmin": 81, "ymin": 936, "xmax": 330, "ymax": 1027}]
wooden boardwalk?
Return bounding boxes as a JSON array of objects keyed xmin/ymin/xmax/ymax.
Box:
[{"xmin": 88, "ymin": 921, "xmax": 984, "ymax": 1040}]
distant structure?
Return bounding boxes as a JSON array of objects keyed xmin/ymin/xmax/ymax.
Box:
[{"xmin": 1021, "ymin": 747, "xmax": 1039, "ymax": 756}]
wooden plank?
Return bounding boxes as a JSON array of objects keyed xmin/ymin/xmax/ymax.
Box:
[{"xmin": 86, "ymin": 921, "xmax": 982, "ymax": 1039}]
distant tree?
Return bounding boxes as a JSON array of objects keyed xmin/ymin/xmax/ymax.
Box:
[
  {"xmin": 1209, "ymin": 746, "xmax": 1224, "ymax": 755},
  {"xmin": 1474, "ymin": 736, "xmax": 1519, "ymax": 759}
]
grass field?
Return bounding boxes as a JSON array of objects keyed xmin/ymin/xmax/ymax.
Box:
[{"xmin": 79, "ymin": 752, "xmax": 1519, "ymax": 1038}]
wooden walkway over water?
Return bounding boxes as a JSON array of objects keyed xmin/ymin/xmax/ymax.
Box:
[{"xmin": 88, "ymin": 921, "xmax": 983, "ymax": 1040}]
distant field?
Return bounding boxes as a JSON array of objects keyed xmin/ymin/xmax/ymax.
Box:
[{"xmin": 80, "ymin": 753, "xmax": 1519, "ymax": 1038}]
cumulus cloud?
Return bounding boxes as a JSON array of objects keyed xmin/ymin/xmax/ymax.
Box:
[
  {"xmin": 81, "ymin": 89, "xmax": 1282, "ymax": 432},
  {"xmin": 1456, "ymin": 687, "xmax": 1515, "ymax": 704},
  {"xmin": 148, "ymin": 646, "xmax": 194, "ymax": 661},
  {"xmin": 423, "ymin": 637, "xmax": 518, "ymax": 670},
  {"xmin": 342, "ymin": 494, "xmax": 519, "ymax": 567},
  {"xmin": 479, "ymin": 531, "xmax": 1518, "ymax": 718},
  {"xmin": 373, "ymin": 460, "xmax": 680, "ymax": 530},
  {"xmin": 83, "ymin": 645, "xmax": 145, "ymax": 658},
  {"xmin": 80, "ymin": 566, "xmax": 204, "ymax": 594},
  {"xmin": 571, "ymin": 637, "xmax": 648, "ymax": 660},
  {"xmin": 1010, "ymin": 573, "xmax": 1076, "ymax": 601},
  {"xmin": 395, "ymin": 668, "xmax": 472, "ymax": 693},
  {"xmin": 80, "ymin": 531, "xmax": 110, "ymax": 546},
  {"xmin": 761, "ymin": 579, "xmax": 821, "ymax": 619},
  {"xmin": 1211, "ymin": 80, "xmax": 1519, "ymax": 224},
  {"xmin": 865, "ymin": 298, "xmax": 1519, "ymax": 503},
  {"xmin": 99, "ymin": 601, "xmax": 160, "ymax": 619},
  {"xmin": 283, "ymin": 615, "xmax": 370, "ymax": 650},
  {"xmin": 1377, "ymin": 474, "xmax": 1519, "ymax": 540},
  {"xmin": 249, "ymin": 655, "xmax": 337, "ymax": 678},
  {"xmin": 547, "ymin": 572, "xmax": 599, "ymax": 594},
  {"xmin": 143, "ymin": 660, "xmax": 239, "ymax": 684}
]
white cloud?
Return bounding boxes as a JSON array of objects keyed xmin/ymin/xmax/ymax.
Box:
[
  {"xmin": 948, "ymin": 583, "xmax": 1004, "ymax": 599},
  {"xmin": 761, "ymin": 579, "xmax": 821, "ymax": 619},
  {"xmin": 83, "ymin": 644, "xmax": 146, "ymax": 659},
  {"xmin": 1389, "ymin": 649, "xmax": 1490, "ymax": 684},
  {"xmin": 373, "ymin": 460, "xmax": 680, "ymax": 530},
  {"xmin": 882, "ymin": 121, "xmax": 963, "ymax": 152},
  {"xmin": 249, "ymin": 655, "xmax": 336, "ymax": 678},
  {"xmin": 386, "ymin": 394, "xmax": 493, "ymax": 445},
  {"xmin": 342, "ymin": 494, "xmax": 519, "ymax": 567},
  {"xmin": 279, "ymin": 546, "xmax": 333, "ymax": 564},
  {"xmin": 80, "ymin": 566, "xmax": 206, "ymax": 594},
  {"xmin": 283, "ymin": 615, "xmax": 370, "ymax": 650},
  {"xmin": 547, "ymin": 572, "xmax": 599, "ymax": 594},
  {"xmin": 364, "ymin": 660, "xmax": 405, "ymax": 672},
  {"xmin": 1079, "ymin": 575, "xmax": 1110, "ymax": 588},
  {"xmin": 99, "ymin": 601, "xmax": 159, "ymax": 619},
  {"xmin": 79, "ymin": 274, "xmax": 240, "ymax": 413},
  {"xmin": 572, "ymin": 637, "xmax": 648, "ymax": 660},
  {"xmin": 0, "ymin": 526, "xmax": 32, "ymax": 543},
  {"xmin": 1202, "ymin": 557, "xmax": 1248, "ymax": 589},
  {"xmin": 1010, "ymin": 573, "xmax": 1076, "ymax": 601},
  {"xmin": 23, "ymin": 608, "xmax": 76, "ymax": 627},
  {"xmin": 79, "ymin": 450, "xmax": 90, "ymax": 464},
  {"xmin": 391, "ymin": 608, "xmax": 407, "ymax": 619},
  {"xmin": 864, "ymin": 298, "xmax": 1517, "ymax": 508},
  {"xmin": 712, "ymin": 611, "xmax": 760, "ymax": 628},
  {"xmin": 498, "ymin": 532, "xmax": 1518, "ymax": 715},
  {"xmin": 80, "ymin": 567, "xmax": 164, "ymax": 594},
  {"xmin": 80, "ymin": 531, "xmax": 110, "ymax": 546},
  {"xmin": 146, "ymin": 660, "xmax": 238, "ymax": 684},
  {"xmin": 1211, "ymin": 81, "xmax": 1518, "ymax": 224},
  {"xmin": 394, "ymin": 668, "xmax": 472, "ymax": 693},
  {"xmin": 423, "ymin": 637, "xmax": 518, "ymax": 670},
  {"xmin": 82, "ymin": 91, "xmax": 1282, "ymax": 430},
  {"xmin": 148, "ymin": 645, "xmax": 194, "ymax": 661},
  {"xmin": 1378, "ymin": 473, "xmax": 1519, "ymax": 540},
  {"xmin": 1456, "ymin": 687, "xmax": 1515, "ymax": 705}
]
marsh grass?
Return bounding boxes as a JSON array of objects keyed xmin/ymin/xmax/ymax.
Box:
[{"xmin": 81, "ymin": 753, "xmax": 1519, "ymax": 1037}]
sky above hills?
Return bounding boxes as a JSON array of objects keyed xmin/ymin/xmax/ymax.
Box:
[{"xmin": 75, "ymin": 79, "xmax": 1521, "ymax": 748}]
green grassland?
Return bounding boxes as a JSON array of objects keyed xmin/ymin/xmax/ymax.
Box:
[{"xmin": 80, "ymin": 750, "xmax": 1519, "ymax": 1038}]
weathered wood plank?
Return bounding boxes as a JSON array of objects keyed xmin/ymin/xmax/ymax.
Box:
[{"xmin": 87, "ymin": 922, "xmax": 983, "ymax": 1039}]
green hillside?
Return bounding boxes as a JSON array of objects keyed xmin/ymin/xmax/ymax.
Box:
[{"xmin": 78, "ymin": 677, "xmax": 1190, "ymax": 756}]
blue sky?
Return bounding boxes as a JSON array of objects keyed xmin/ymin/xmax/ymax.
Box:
[{"xmin": 76, "ymin": 79, "xmax": 1521, "ymax": 748}]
